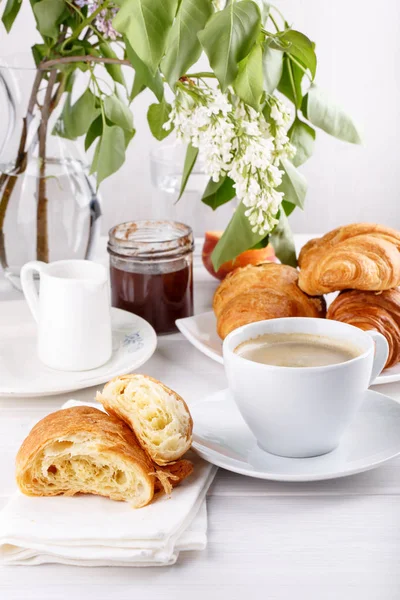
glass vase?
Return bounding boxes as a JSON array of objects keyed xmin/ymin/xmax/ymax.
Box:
[{"xmin": 0, "ymin": 55, "xmax": 101, "ymax": 290}]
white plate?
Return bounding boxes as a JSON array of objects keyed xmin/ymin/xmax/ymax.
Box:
[
  {"xmin": 191, "ymin": 388, "xmax": 400, "ymax": 481},
  {"xmin": 0, "ymin": 301, "xmax": 157, "ymax": 397},
  {"xmin": 176, "ymin": 311, "xmax": 397, "ymax": 384}
]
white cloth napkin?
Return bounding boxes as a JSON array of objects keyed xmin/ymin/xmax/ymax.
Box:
[{"xmin": 0, "ymin": 400, "xmax": 217, "ymax": 567}]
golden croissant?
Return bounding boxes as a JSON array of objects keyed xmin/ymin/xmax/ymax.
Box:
[
  {"xmin": 16, "ymin": 406, "xmax": 157, "ymax": 507},
  {"xmin": 96, "ymin": 374, "xmax": 193, "ymax": 466},
  {"xmin": 327, "ymin": 288, "xmax": 400, "ymax": 369},
  {"xmin": 213, "ymin": 263, "xmax": 326, "ymax": 339},
  {"xmin": 16, "ymin": 405, "xmax": 193, "ymax": 507},
  {"xmin": 298, "ymin": 223, "xmax": 400, "ymax": 295}
]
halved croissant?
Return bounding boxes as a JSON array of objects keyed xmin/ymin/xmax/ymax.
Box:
[
  {"xmin": 97, "ymin": 375, "xmax": 193, "ymax": 467},
  {"xmin": 16, "ymin": 406, "xmax": 155, "ymax": 508},
  {"xmin": 327, "ymin": 288, "xmax": 400, "ymax": 368},
  {"xmin": 154, "ymin": 459, "xmax": 194, "ymax": 494},
  {"xmin": 298, "ymin": 223, "xmax": 400, "ymax": 295},
  {"xmin": 213, "ymin": 263, "xmax": 326, "ymax": 339}
]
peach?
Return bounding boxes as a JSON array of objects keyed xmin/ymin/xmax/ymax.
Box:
[{"xmin": 202, "ymin": 231, "xmax": 277, "ymax": 280}]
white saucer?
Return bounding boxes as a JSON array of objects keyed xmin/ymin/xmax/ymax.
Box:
[
  {"xmin": 191, "ymin": 388, "xmax": 400, "ymax": 481},
  {"xmin": 176, "ymin": 311, "xmax": 398, "ymax": 385},
  {"xmin": 0, "ymin": 301, "xmax": 157, "ymax": 397}
]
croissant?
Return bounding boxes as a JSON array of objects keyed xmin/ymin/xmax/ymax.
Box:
[
  {"xmin": 97, "ymin": 375, "xmax": 193, "ymax": 467},
  {"xmin": 16, "ymin": 406, "xmax": 156, "ymax": 508},
  {"xmin": 298, "ymin": 223, "xmax": 400, "ymax": 295},
  {"xmin": 327, "ymin": 288, "xmax": 400, "ymax": 368},
  {"xmin": 213, "ymin": 263, "xmax": 326, "ymax": 340}
]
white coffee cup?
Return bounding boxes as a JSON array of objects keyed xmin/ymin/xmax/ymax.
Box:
[
  {"xmin": 21, "ymin": 260, "xmax": 112, "ymax": 371},
  {"xmin": 223, "ymin": 317, "xmax": 389, "ymax": 458}
]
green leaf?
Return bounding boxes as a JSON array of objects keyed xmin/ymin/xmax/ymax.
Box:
[
  {"xmin": 288, "ymin": 117, "xmax": 316, "ymax": 167},
  {"xmin": 125, "ymin": 39, "xmax": 164, "ymax": 102},
  {"xmin": 130, "ymin": 75, "xmax": 146, "ymax": 101},
  {"xmin": 90, "ymin": 124, "xmax": 126, "ymax": 187},
  {"xmin": 278, "ymin": 158, "xmax": 307, "ymax": 209},
  {"xmin": 269, "ymin": 209, "xmax": 297, "ymax": 267},
  {"xmin": 279, "ymin": 30, "xmax": 316, "ymax": 78},
  {"xmin": 33, "ymin": 0, "xmax": 65, "ymax": 40},
  {"xmin": 104, "ymin": 94, "xmax": 133, "ymax": 131},
  {"xmin": 302, "ymin": 84, "xmax": 362, "ymax": 144},
  {"xmin": 233, "ymin": 42, "xmax": 264, "ymax": 111},
  {"xmin": 31, "ymin": 43, "xmax": 50, "ymax": 66},
  {"xmin": 202, "ymin": 176, "xmax": 236, "ymax": 210},
  {"xmin": 278, "ymin": 54, "xmax": 303, "ymax": 108},
  {"xmin": 99, "ymin": 42, "xmax": 126, "ymax": 87},
  {"xmin": 198, "ymin": 0, "xmax": 261, "ymax": 91},
  {"xmin": 178, "ymin": 144, "xmax": 199, "ymax": 201},
  {"xmin": 251, "ymin": 234, "xmax": 269, "ymax": 250},
  {"xmin": 281, "ymin": 200, "xmax": 296, "ymax": 217},
  {"xmin": 147, "ymin": 99, "xmax": 173, "ymax": 141},
  {"xmin": 161, "ymin": 0, "xmax": 212, "ymax": 88},
  {"xmin": 2, "ymin": 0, "xmax": 22, "ymax": 32},
  {"xmin": 68, "ymin": 88, "xmax": 99, "ymax": 138},
  {"xmin": 53, "ymin": 88, "xmax": 99, "ymax": 140},
  {"xmin": 113, "ymin": 0, "xmax": 178, "ymax": 75},
  {"xmin": 85, "ymin": 115, "xmax": 103, "ymax": 151},
  {"xmin": 262, "ymin": 40, "xmax": 283, "ymax": 94},
  {"xmin": 123, "ymin": 128, "xmax": 136, "ymax": 148},
  {"xmin": 211, "ymin": 201, "xmax": 266, "ymax": 270}
]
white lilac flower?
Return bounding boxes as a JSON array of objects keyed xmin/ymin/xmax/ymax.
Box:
[
  {"xmin": 167, "ymin": 84, "xmax": 296, "ymax": 236},
  {"xmin": 74, "ymin": 0, "xmax": 120, "ymax": 40},
  {"xmin": 96, "ymin": 7, "xmax": 119, "ymax": 40}
]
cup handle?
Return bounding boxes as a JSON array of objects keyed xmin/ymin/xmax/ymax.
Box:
[
  {"xmin": 20, "ymin": 261, "xmax": 46, "ymax": 323},
  {"xmin": 365, "ymin": 330, "xmax": 389, "ymax": 385}
]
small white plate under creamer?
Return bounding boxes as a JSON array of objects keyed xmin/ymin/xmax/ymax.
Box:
[
  {"xmin": 0, "ymin": 301, "xmax": 157, "ymax": 397},
  {"xmin": 191, "ymin": 388, "xmax": 400, "ymax": 481},
  {"xmin": 176, "ymin": 311, "xmax": 398, "ymax": 385}
]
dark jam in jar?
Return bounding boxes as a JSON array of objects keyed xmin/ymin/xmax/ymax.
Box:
[{"xmin": 108, "ymin": 221, "xmax": 194, "ymax": 335}]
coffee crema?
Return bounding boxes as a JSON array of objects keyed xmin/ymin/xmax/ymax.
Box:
[{"xmin": 234, "ymin": 333, "xmax": 362, "ymax": 367}]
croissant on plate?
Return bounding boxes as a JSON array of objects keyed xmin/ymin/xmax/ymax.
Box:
[
  {"xmin": 213, "ymin": 263, "xmax": 326, "ymax": 340},
  {"xmin": 97, "ymin": 375, "xmax": 193, "ymax": 466},
  {"xmin": 298, "ymin": 223, "xmax": 400, "ymax": 296},
  {"xmin": 327, "ymin": 288, "xmax": 400, "ymax": 369}
]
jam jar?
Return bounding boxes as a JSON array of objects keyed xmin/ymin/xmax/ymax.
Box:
[{"xmin": 108, "ymin": 221, "xmax": 194, "ymax": 335}]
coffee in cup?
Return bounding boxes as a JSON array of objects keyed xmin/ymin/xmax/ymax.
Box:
[{"xmin": 234, "ymin": 332, "xmax": 362, "ymax": 368}]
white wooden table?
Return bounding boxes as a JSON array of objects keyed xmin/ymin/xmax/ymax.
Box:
[{"xmin": 1, "ymin": 237, "xmax": 400, "ymax": 600}]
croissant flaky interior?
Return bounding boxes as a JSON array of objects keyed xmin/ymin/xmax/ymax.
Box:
[
  {"xmin": 328, "ymin": 288, "xmax": 400, "ymax": 368},
  {"xmin": 97, "ymin": 375, "xmax": 193, "ymax": 466},
  {"xmin": 213, "ymin": 263, "xmax": 326, "ymax": 339},
  {"xmin": 298, "ymin": 223, "xmax": 400, "ymax": 295},
  {"xmin": 16, "ymin": 406, "xmax": 156, "ymax": 508}
]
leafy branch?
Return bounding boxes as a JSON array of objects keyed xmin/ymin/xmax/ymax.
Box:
[
  {"xmin": 40, "ymin": 55, "xmax": 131, "ymax": 70},
  {"xmin": 0, "ymin": 0, "xmax": 362, "ymax": 270}
]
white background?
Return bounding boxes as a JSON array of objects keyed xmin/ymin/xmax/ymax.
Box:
[{"xmin": 1, "ymin": 0, "xmax": 399, "ymax": 236}]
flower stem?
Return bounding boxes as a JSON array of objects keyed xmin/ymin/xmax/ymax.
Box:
[
  {"xmin": 286, "ymin": 56, "xmax": 299, "ymax": 114},
  {"xmin": 288, "ymin": 54, "xmax": 313, "ymax": 81},
  {"xmin": 40, "ymin": 55, "xmax": 131, "ymax": 70},
  {"xmin": 185, "ymin": 72, "xmax": 217, "ymax": 79},
  {"xmin": 269, "ymin": 13, "xmax": 280, "ymax": 32},
  {"xmin": 36, "ymin": 69, "xmax": 57, "ymax": 263},
  {"xmin": 270, "ymin": 5, "xmax": 286, "ymax": 26}
]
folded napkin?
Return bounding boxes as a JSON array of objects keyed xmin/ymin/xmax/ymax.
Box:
[{"xmin": 0, "ymin": 400, "xmax": 217, "ymax": 567}]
